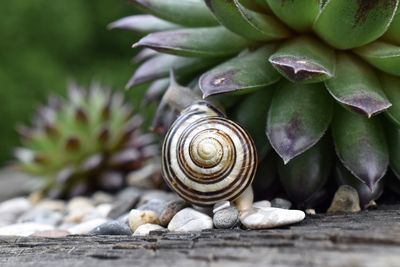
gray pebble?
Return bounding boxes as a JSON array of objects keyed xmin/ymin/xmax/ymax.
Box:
[
  {"xmin": 159, "ymin": 200, "xmax": 188, "ymax": 227},
  {"xmin": 271, "ymin": 198, "xmax": 292, "ymax": 210},
  {"xmin": 68, "ymin": 218, "xmax": 108, "ymax": 235},
  {"xmin": 138, "ymin": 190, "xmax": 177, "ymax": 207},
  {"xmin": 91, "ymin": 191, "xmax": 114, "ymax": 205},
  {"xmin": 18, "ymin": 208, "xmax": 63, "ymax": 226},
  {"xmin": 108, "ymin": 187, "xmax": 142, "ymax": 219},
  {"xmin": 138, "ymin": 199, "xmax": 167, "ymax": 215},
  {"xmin": 89, "ymin": 220, "xmax": 132, "ymax": 235},
  {"xmin": 213, "ymin": 206, "xmax": 240, "ymax": 229}
]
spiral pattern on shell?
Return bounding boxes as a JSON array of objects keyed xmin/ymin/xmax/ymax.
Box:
[{"xmin": 162, "ymin": 101, "xmax": 257, "ymax": 206}]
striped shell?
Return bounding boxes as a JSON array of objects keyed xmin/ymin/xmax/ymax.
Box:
[{"xmin": 162, "ymin": 101, "xmax": 257, "ymax": 206}]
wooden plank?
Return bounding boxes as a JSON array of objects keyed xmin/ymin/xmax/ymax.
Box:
[{"xmin": 1, "ymin": 204, "xmax": 400, "ymax": 266}]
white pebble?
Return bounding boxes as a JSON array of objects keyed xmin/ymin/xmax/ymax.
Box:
[
  {"xmin": 133, "ymin": 223, "xmax": 164, "ymax": 236},
  {"xmin": 213, "ymin": 201, "xmax": 231, "ymax": 214},
  {"xmin": 68, "ymin": 218, "xmax": 108, "ymax": 235},
  {"xmin": 0, "ymin": 223, "xmax": 53, "ymax": 237},
  {"xmin": 128, "ymin": 209, "xmax": 160, "ymax": 231},
  {"xmin": 168, "ymin": 208, "xmax": 213, "ymax": 232},
  {"xmin": 240, "ymin": 207, "xmax": 305, "ymax": 229},
  {"xmin": 252, "ymin": 200, "xmax": 271, "ymax": 210}
]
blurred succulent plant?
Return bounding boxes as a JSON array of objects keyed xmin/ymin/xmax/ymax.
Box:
[
  {"xmin": 111, "ymin": 0, "xmax": 400, "ymax": 208},
  {"xmin": 15, "ymin": 83, "xmax": 160, "ymax": 198}
]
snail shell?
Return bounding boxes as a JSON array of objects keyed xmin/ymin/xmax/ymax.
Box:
[{"xmin": 162, "ymin": 101, "xmax": 257, "ymax": 206}]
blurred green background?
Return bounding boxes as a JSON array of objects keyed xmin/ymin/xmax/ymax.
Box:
[{"xmin": 0, "ymin": 0, "xmax": 144, "ymax": 165}]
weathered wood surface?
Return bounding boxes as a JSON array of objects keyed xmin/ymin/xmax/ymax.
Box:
[{"xmin": 1, "ymin": 205, "xmax": 400, "ymax": 267}]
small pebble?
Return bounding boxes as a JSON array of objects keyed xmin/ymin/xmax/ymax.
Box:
[
  {"xmin": 108, "ymin": 187, "xmax": 141, "ymax": 219},
  {"xmin": 271, "ymin": 198, "xmax": 292, "ymax": 210},
  {"xmin": 305, "ymin": 209, "xmax": 316, "ymax": 215},
  {"xmin": 18, "ymin": 208, "xmax": 63, "ymax": 226},
  {"xmin": 68, "ymin": 218, "xmax": 108, "ymax": 235},
  {"xmin": 127, "ymin": 164, "xmax": 161, "ymax": 189},
  {"xmin": 30, "ymin": 230, "xmax": 70, "ymax": 238},
  {"xmin": 159, "ymin": 200, "xmax": 188, "ymax": 227},
  {"xmin": 0, "ymin": 198, "xmax": 31, "ymax": 226},
  {"xmin": 327, "ymin": 185, "xmax": 361, "ymax": 214},
  {"xmin": 64, "ymin": 197, "xmax": 94, "ymax": 224},
  {"xmin": 240, "ymin": 207, "xmax": 305, "ymax": 229},
  {"xmin": 138, "ymin": 199, "xmax": 167, "ymax": 215},
  {"xmin": 0, "ymin": 223, "xmax": 54, "ymax": 236},
  {"xmin": 89, "ymin": 220, "xmax": 132, "ymax": 236},
  {"xmin": 213, "ymin": 206, "xmax": 240, "ymax": 229},
  {"xmin": 168, "ymin": 208, "xmax": 213, "ymax": 232},
  {"xmin": 252, "ymin": 200, "xmax": 271, "ymax": 210},
  {"xmin": 133, "ymin": 223, "xmax": 164, "ymax": 236},
  {"xmin": 138, "ymin": 190, "xmax": 177, "ymax": 207},
  {"xmin": 213, "ymin": 201, "xmax": 231, "ymax": 214},
  {"xmin": 128, "ymin": 209, "xmax": 160, "ymax": 231},
  {"xmin": 91, "ymin": 191, "xmax": 114, "ymax": 205},
  {"xmin": 36, "ymin": 200, "xmax": 66, "ymax": 212}
]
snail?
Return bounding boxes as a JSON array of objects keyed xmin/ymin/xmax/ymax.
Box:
[{"xmin": 159, "ymin": 72, "xmax": 258, "ymax": 209}]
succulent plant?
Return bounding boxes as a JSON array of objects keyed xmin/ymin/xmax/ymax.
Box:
[
  {"xmin": 112, "ymin": 0, "xmax": 400, "ymax": 208},
  {"xmin": 15, "ymin": 83, "xmax": 160, "ymax": 198}
]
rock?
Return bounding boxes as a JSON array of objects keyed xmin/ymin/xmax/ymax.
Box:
[
  {"xmin": 91, "ymin": 191, "xmax": 114, "ymax": 205},
  {"xmin": 82, "ymin": 204, "xmax": 113, "ymax": 222},
  {"xmin": 128, "ymin": 209, "xmax": 160, "ymax": 231},
  {"xmin": 252, "ymin": 200, "xmax": 271, "ymax": 210},
  {"xmin": 138, "ymin": 190, "xmax": 177, "ymax": 207},
  {"xmin": 68, "ymin": 218, "xmax": 108, "ymax": 235},
  {"xmin": 30, "ymin": 230, "xmax": 70, "ymax": 238},
  {"xmin": 36, "ymin": 200, "xmax": 66, "ymax": 212},
  {"xmin": 159, "ymin": 200, "xmax": 188, "ymax": 227},
  {"xmin": 17, "ymin": 208, "xmax": 63, "ymax": 226},
  {"xmin": 64, "ymin": 197, "xmax": 95, "ymax": 224},
  {"xmin": 138, "ymin": 199, "xmax": 167, "ymax": 215},
  {"xmin": 127, "ymin": 163, "xmax": 161, "ymax": 189},
  {"xmin": 89, "ymin": 220, "xmax": 132, "ymax": 235},
  {"xmin": 0, "ymin": 197, "xmax": 31, "ymax": 226},
  {"xmin": 213, "ymin": 201, "xmax": 231, "ymax": 214},
  {"xmin": 271, "ymin": 198, "xmax": 292, "ymax": 209},
  {"xmin": 327, "ymin": 185, "xmax": 361, "ymax": 214},
  {"xmin": 0, "ymin": 223, "xmax": 54, "ymax": 236},
  {"xmin": 133, "ymin": 223, "xmax": 165, "ymax": 236},
  {"xmin": 108, "ymin": 187, "xmax": 141, "ymax": 219},
  {"xmin": 240, "ymin": 207, "xmax": 305, "ymax": 229},
  {"xmin": 168, "ymin": 208, "xmax": 213, "ymax": 232},
  {"xmin": 305, "ymin": 209, "xmax": 316, "ymax": 215},
  {"xmin": 213, "ymin": 206, "xmax": 240, "ymax": 229}
]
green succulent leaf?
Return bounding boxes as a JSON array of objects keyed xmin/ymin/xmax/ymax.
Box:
[
  {"xmin": 266, "ymin": 0, "xmax": 320, "ymax": 32},
  {"xmin": 199, "ymin": 45, "xmax": 280, "ymax": 97},
  {"xmin": 335, "ymin": 163, "xmax": 384, "ymax": 207},
  {"xmin": 325, "ymin": 53, "xmax": 391, "ymax": 117},
  {"xmin": 108, "ymin": 15, "xmax": 179, "ymax": 34},
  {"xmin": 278, "ymin": 137, "xmax": 332, "ymax": 204},
  {"xmin": 126, "ymin": 54, "xmax": 220, "ymax": 88},
  {"xmin": 383, "ymin": 8, "xmax": 400, "ymax": 45},
  {"xmin": 354, "ymin": 41, "xmax": 400, "ymax": 77},
  {"xmin": 268, "ymin": 36, "xmax": 336, "ymax": 83},
  {"xmin": 267, "ymin": 81, "xmax": 333, "ymax": 164},
  {"xmin": 129, "ymin": 0, "xmax": 218, "ymax": 27},
  {"xmin": 380, "ymin": 74, "xmax": 400, "ymax": 127},
  {"xmin": 205, "ymin": 0, "xmax": 290, "ymax": 41},
  {"xmin": 134, "ymin": 27, "xmax": 251, "ymax": 57},
  {"xmin": 332, "ymin": 107, "xmax": 389, "ymax": 189},
  {"xmin": 237, "ymin": 0, "xmax": 271, "ymax": 11},
  {"xmin": 313, "ymin": 0, "xmax": 399, "ymax": 49},
  {"xmin": 385, "ymin": 122, "xmax": 400, "ymax": 179},
  {"xmin": 234, "ymin": 88, "xmax": 274, "ymax": 160},
  {"xmin": 133, "ymin": 48, "xmax": 158, "ymax": 64}
]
